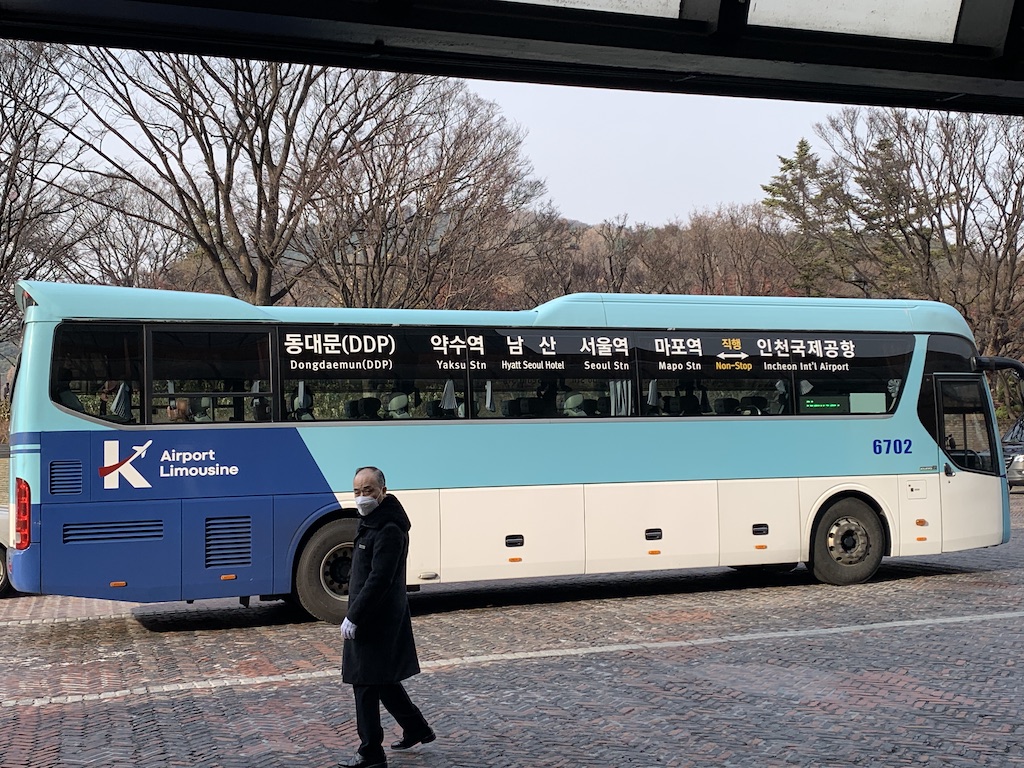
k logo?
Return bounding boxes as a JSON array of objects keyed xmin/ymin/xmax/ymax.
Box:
[{"xmin": 99, "ymin": 439, "xmax": 153, "ymax": 489}]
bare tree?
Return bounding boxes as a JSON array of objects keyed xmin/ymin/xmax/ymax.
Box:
[
  {"xmin": 293, "ymin": 82, "xmax": 545, "ymax": 309},
  {"xmin": 0, "ymin": 41, "xmax": 86, "ymax": 340},
  {"xmin": 638, "ymin": 204, "xmax": 793, "ymax": 296},
  {"xmin": 57, "ymin": 177, "xmax": 194, "ymax": 289},
  {"xmin": 699, "ymin": 204, "xmax": 792, "ymax": 295},
  {"xmin": 53, "ymin": 49, "xmax": 452, "ymax": 305},
  {"xmin": 767, "ymin": 109, "xmax": 1024, "ymax": 360},
  {"xmin": 514, "ymin": 205, "xmax": 597, "ymax": 306},
  {"xmin": 585, "ymin": 214, "xmax": 648, "ymax": 293}
]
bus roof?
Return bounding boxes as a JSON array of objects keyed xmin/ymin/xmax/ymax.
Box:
[{"xmin": 16, "ymin": 280, "xmax": 975, "ymax": 338}]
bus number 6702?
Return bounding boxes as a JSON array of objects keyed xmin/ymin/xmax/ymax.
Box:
[{"xmin": 873, "ymin": 438, "xmax": 912, "ymax": 455}]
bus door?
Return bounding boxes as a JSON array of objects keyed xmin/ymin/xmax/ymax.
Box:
[{"xmin": 935, "ymin": 375, "xmax": 1003, "ymax": 551}]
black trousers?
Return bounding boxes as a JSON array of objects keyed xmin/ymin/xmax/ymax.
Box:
[{"xmin": 353, "ymin": 682, "xmax": 429, "ymax": 760}]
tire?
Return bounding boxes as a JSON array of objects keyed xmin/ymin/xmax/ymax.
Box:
[
  {"xmin": 810, "ymin": 498, "xmax": 884, "ymax": 585},
  {"xmin": 294, "ymin": 518, "xmax": 358, "ymax": 624},
  {"xmin": 0, "ymin": 545, "xmax": 12, "ymax": 597}
]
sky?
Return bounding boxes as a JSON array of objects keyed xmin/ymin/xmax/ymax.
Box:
[{"xmin": 465, "ymin": 79, "xmax": 839, "ymax": 227}]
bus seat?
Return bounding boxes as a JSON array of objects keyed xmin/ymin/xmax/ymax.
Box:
[
  {"xmin": 292, "ymin": 390, "xmax": 315, "ymax": 420},
  {"xmin": 741, "ymin": 395, "xmax": 769, "ymax": 413},
  {"xmin": 501, "ymin": 399, "xmax": 521, "ymax": 418},
  {"xmin": 679, "ymin": 394, "xmax": 701, "ymax": 415},
  {"xmin": 357, "ymin": 397, "xmax": 381, "ymax": 419},
  {"xmin": 55, "ymin": 369, "xmax": 86, "ymax": 412},
  {"xmin": 424, "ymin": 400, "xmax": 454, "ymax": 418},
  {"xmin": 192, "ymin": 397, "xmax": 214, "ymax": 422},
  {"xmin": 386, "ymin": 393, "xmax": 411, "ymax": 419},
  {"xmin": 662, "ymin": 396, "xmax": 681, "ymax": 415},
  {"xmin": 596, "ymin": 396, "xmax": 611, "ymax": 416},
  {"xmin": 519, "ymin": 397, "xmax": 544, "ymax": 417},
  {"xmin": 457, "ymin": 398, "xmax": 478, "ymax": 418},
  {"xmin": 564, "ymin": 392, "xmax": 587, "ymax": 416},
  {"xmin": 250, "ymin": 395, "xmax": 270, "ymax": 421},
  {"xmin": 109, "ymin": 381, "xmax": 133, "ymax": 421},
  {"xmin": 714, "ymin": 397, "xmax": 740, "ymax": 414},
  {"xmin": 582, "ymin": 398, "xmax": 599, "ymax": 416},
  {"xmin": 57, "ymin": 386, "xmax": 86, "ymax": 412}
]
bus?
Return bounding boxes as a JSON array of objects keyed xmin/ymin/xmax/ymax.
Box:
[{"xmin": 5, "ymin": 280, "xmax": 1023, "ymax": 620}]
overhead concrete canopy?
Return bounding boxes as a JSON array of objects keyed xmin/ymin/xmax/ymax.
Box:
[{"xmin": 2, "ymin": 0, "xmax": 1024, "ymax": 113}]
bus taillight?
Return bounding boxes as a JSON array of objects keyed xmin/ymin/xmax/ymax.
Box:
[{"xmin": 15, "ymin": 478, "xmax": 30, "ymax": 550}]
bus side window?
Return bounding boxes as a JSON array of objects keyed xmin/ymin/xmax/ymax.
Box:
[{"xmin": 151, "ymin": 330, "xmax": 272, "ymax": 424}]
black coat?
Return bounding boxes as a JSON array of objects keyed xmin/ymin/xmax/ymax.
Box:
[{"xmin": 342, "ymin": 494, "xmax": 421, "ymax": 685}]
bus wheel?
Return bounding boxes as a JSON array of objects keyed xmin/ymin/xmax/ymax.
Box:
[
  {"xmin": 811, "ymin": 499, "xmax": 884, "ymax": 585},
  {"xmin": 295, "ymin": 519, "xmax": 358, "ymax": 624},
  {"xmin": 0, "ymin": 545, "xmax": 11, "ymax": 597}
]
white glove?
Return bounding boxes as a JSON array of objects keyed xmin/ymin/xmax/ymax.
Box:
[{"xmin": 341, "ymin": 617, "xmax": 357, "ymax": 639}]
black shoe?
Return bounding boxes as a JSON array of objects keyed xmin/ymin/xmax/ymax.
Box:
[
  {"xmin": 337, "ymin": 755, "xmax": 386, "ymax": 768},
  {"xmin": 390, "ymin": 728, "xmax": 436, "ymax": 750}
]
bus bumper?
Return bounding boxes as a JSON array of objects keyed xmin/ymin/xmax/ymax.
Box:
[{"xmin": 8, "ymin": 545, "xmax": 41, "ymax": 594}]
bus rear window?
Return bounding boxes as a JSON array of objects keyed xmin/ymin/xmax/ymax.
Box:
[{"xmin": 51, "ymin": 324, "xmax": 142, "ymax": 423}]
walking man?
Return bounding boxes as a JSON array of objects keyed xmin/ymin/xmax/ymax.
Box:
[{"xmin": 338, "ymin": 466, "xmax": 435, "ymax": 768}]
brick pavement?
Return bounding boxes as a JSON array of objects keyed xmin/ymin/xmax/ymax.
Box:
[{"xmin": 3, "ymin": 501, "xmax": 1024, "ymax": 767}]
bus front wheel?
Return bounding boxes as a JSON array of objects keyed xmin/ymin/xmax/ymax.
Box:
[
  {"xmin": 810, "ymin": 499, "xmax": 884, "ymax": 585},
  {"xmin": 295, "ymin": 519, "xmax": 358, "ymax": 624}
]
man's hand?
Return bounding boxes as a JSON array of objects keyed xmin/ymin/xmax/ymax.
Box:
[{"xmin": 341, "ymin": 617, "xmax": 357, "ymax": 639}]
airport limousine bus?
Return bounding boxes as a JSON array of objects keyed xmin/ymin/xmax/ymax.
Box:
[{"xmin": 5, "ymin": 280, "xmax": 1023, "ymax": 621}]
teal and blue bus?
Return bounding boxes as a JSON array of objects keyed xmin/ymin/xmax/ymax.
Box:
[{"xmin": 4, "ymin": 280, "xmax": 1022, "ymax": 621}]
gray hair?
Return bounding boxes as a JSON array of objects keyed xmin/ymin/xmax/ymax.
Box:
[{"xmin": 354, "ymin": 466, "xmax": 386, "ymax": 487}]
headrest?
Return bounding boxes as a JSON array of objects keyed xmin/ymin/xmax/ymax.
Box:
[
  {"xmin": 293, "ymin": 391, "xmax": 313, "ymax": 410},
  {"xmin": 564, "ymin": 393, "xmax": 584, "ymax": 409},
  {"xmin": 388, "ymin": 393, "xmax": 409, "ymax": 411},
  {"xmin": 519, "ymin": 397, "xmax": 544, "ymax": 416}
]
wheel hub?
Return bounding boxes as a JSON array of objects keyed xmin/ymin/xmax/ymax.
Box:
[
  {"xmin": 319, "ymin": 543, "xmax": 353, "ymax": 600},
  {"xmin": 825, "ymin": 516, "xmax": 870, "ymax": 565}
]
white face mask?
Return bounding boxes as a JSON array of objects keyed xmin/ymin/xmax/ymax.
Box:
[{"xmin": 354, "ymin": 495, "xmax": 379, "ymax": 516}]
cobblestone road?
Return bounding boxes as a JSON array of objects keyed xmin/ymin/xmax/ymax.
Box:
[{"xmin": 4, "ymin": 498, "xmax": 1024, "ymax": 767}]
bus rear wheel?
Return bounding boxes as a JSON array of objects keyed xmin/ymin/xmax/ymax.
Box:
[
  {"xmin": 810, "ymin": 498, "xmax": 883, "ymax": 585},
  {"xmin": 295, "ymin": 519, "xmax": 358, "ymax": 624},
  {"xmin": 0, "ymin": 545, "xmax": 11, "ymax": 597}
]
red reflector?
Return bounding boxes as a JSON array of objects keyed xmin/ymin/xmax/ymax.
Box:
[{"xmin": 15, "ymin": 478, "xmax": 30, "ymax": 550}]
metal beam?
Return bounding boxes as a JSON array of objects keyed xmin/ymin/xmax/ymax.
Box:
[{"xmin": 3, "ymin": 0, "xmax": 1024, "ymax": 113}]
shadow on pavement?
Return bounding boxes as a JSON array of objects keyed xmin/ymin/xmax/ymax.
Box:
[
  {"xmin": 129, "ymin": 557, "xmax": 995, "ymax": 628},
  {"xmin": 132, "ymin": 598, "xmax": 315, "ymax": 632}
]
